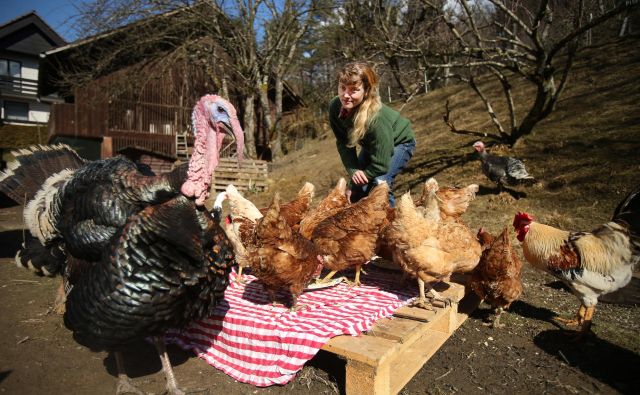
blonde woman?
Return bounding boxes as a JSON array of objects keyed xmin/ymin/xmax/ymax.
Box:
[{"xmin": 328, "ymin": 62, "xmax": 416, "ymax": 207}]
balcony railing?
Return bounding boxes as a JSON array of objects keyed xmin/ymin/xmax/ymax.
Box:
[{"xmin": 0, "ymin": 75, "xmax": 38, "ymax": 97}]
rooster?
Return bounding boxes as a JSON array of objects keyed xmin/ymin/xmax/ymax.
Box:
[
  {"xmin": 0, "ymin": 94, "xmax": 244, "ymax": 395},
  {"xmin": 469, "ymin": 227, "xmax": 523, "ymax": 328},
  {"xmin": 473, "ymin": 141, "xmax": 535, "ymax": 190},
  {"xmin": 512, "ymin": 185, "xmax": 640, "ymax": 337}
]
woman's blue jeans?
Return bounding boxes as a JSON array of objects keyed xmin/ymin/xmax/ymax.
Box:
[{"xmin": 350, "ymin": 140, "xmax": 416, "ymax": 207}]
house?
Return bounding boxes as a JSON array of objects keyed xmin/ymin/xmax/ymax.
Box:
[
  {"xmin": 38, "ymin": 5, "xmax": 305, "ymax": 173},
  {"xmin": 0, "ymin": 11, "xmax": 66, "ymax": 165}
]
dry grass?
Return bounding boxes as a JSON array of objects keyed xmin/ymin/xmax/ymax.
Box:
[{"xmin": 248, "ymin": 35, "xmax": 640, "ymax": 240}]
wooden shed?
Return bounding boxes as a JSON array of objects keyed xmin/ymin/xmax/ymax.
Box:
[{"xmin": 38, "ymin": 4, "xmax": 304, "ymax": 178}]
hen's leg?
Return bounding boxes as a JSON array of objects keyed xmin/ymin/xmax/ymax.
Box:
[
  {"xmin": 154, "ymin": 336, "xmax": 184, "ymax": 395},
  {"xmin": 427, "ymin": 288, "xmax": 453, "ymax": 308},
  {"xmin": 568, "ymin": 306, "xmax": 595, "ymax": 341},
  {"xmin": 316, "ymin": 270, "xmax": 338, "ymax": 284},
  {"xmin": 491, "ymin": 307, "xmax": 505, "ymax": 328},
  {"xmin": 114, "ymin": 351, "xmax": 144, "ymax": 395},
  {"xmin": 235, "ymin": 265, "xmax": 246, "ymax": 284},
  {"xmin": 411, "ymin": 278, "xmax": 433, "ymax": 310},
  {"xmin": 580, "ymin": 306, "xmax": 595, "ymax": 334},
  {"xmin": 351, "ymin": 265, "xmax": 363, "ymax": 287}
]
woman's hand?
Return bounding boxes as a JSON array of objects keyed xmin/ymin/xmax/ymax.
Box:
[{"xmin": 351, "ymin": 170, "xmax": 368, "ymax": 185}]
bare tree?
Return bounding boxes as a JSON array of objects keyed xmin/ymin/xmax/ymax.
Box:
[
  {"xmin": 338, "ymin": 0, "xmax": 447, "ymax": 100},
  {"xmin": 422, "ymin": 0, "xmax": 639, "ymax": 146},
  {"xmin": 259, "ymin": 0, "xmax": 319, "ymax": 158}
]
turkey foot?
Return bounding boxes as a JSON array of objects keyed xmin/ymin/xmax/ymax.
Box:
[
  {"xmin": 154, "ymin": 337, "xmax": 186, "ymax": 395},
  {"xmin": 114, "ymin": 351, "xmax": 145, "ymax": 395}
]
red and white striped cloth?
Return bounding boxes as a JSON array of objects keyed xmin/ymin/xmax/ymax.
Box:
[{"xmin": 166, "ymin": 267, "xmax": 416, "ymax": 387}]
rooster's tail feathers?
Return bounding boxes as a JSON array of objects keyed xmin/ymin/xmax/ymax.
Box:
[
  {"xmin": 0, "ymin": 144, "xmax": 85, "ymax": 204},
  {"xmin": 613, "ymin": 185, "xmax": 640, "ymax": 258},
  {"xmin": 613, "ymin": 185, "xmax": 640, "ymax": 220}
]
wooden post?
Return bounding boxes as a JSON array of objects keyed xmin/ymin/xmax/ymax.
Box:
[
  {"xmin": 101, "ymin": 136, "xmax": 113, "ymax": 159},
  {"xmin": 345, "ymin": 360, "xmax": 390, "ymax": 395}
]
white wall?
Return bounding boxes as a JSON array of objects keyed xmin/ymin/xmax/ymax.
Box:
[
  {"xmin": 7, "ymin": 53, "xmax": 39, "ymax": 80},
  {"xmin": 29, "ymin": 101, "xmax": 50, "ymax": 123}
]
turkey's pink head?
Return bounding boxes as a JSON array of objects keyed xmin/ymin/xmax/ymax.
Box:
[
  {"xmin": 473, "ymin": 141, "xmax": 485, "ymax": 152},
  {"xmin": 513, "ymin": 212, "xmax": 534, "ymax": 242},
  {"xmin": 181, "ymin": 95, "xmax": 245, "ymax": 206}
]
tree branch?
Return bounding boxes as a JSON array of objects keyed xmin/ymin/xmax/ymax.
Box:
[{"xmin": 443, "ymin": 100, "xmax": 503, "ymax": 140}]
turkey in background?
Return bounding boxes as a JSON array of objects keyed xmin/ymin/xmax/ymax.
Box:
[{"xmin": 473, "ymin": 140, "xmax": 536, "ymax": 199}]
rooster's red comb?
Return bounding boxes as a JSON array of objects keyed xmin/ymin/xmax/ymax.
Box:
[{"xmin": 513, "ymin": 212, "xmax": 534, "ymax": 227}]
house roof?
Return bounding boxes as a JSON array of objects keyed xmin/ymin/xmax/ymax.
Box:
[
  {"xmin": 36, "ymin": 4, "xmax": 305, "ymax": 109},
  {"xmin": 37, "ymin": 5, "xmax": 210, "ymax": 97},
  {"xmin": 0, "ymin": 11, "xmax": 66, "ymax": 56}
]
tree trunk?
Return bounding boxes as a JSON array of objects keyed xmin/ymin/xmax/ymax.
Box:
[
  {"xmin": 511, "ymin": 76, "xmax": 556, "ymax": 144},
  {"xmin": 259, "ymin": 75, "xmax": 281, "ymax": 159},
  {"xmin": 274, "ymin": 76, "xmax": 283, "ymax": 124},
  {"xmin": 273, "ymin": 76, "xmax": 284, "ymax": 157},
  {"xmin": 243, "ymin": 93, "xmax": 257, "ymax": 159},
  {"xmin": 388, "ymin": 55, "xmax": 408, "ymax": 97}
]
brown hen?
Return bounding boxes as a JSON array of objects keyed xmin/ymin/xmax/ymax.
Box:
[
  {"xmin": 312, "ymin": 182, "xmax": 391, "ymax": 286},
  {"xmin": 386, "ymin": 181, "xmax": 481, "ymax": 309},
  {"xmin": 414, "ymin": 178, "xmax": 479, "ymax": 222},
  {"xmin": 246, "ymin": 193, "xmax": 323, "ymax": 311},
  {"xmin": 299, "ymin": 178, "xmax": 350, "ymax": 239},
  {"xmin": 219, "ymin": 182, "xmax": 315, "ymax": 281},
  {"xmin": 469, "ymin": 227, "xmax": 523, "ymax": 328}
]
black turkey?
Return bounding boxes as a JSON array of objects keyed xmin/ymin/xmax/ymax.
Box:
[
  {"xmin": 473, "ymin": 141, "xmax": 536, "ymax": 190},
  {"xmin": 0, "ymin": 94, "xmax": 244, "ymax": 395}
]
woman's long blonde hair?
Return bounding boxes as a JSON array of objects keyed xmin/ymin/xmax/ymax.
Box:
[{"xmin": 338, "ymin": 62, "xmax": 382, "ymax": 147}]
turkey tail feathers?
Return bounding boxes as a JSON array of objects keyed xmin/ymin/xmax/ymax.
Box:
[
  {"xmin": 0, "ymin": 144, "xmax": 86, "ymax": 204},
  {"xmin": 15, "ymin": 234, "xmax": 65, "ymax": 276}
]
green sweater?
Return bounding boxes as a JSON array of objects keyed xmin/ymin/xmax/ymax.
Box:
[{"xmin": 328, "ymin": 96, "xmax": 415, "ymax": 181}]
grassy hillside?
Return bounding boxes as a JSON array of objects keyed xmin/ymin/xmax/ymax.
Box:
[{"xmin": 250, "ymin": 35, "xmax": 640, "ymax": 239}]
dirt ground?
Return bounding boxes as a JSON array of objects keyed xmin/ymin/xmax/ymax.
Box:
[{"xmin": 2, "ymin": 36, "xmax": 640, "ymax": 394}]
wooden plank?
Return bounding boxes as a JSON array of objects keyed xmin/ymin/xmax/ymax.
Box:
[
  {"xmin": 215, "ymin": 172, "xmax": 268, "ymax": 179},
  {"xmin": 345, "ymin": 360, "xmax": 391, "ymax": 395},
  {"xmin": 387, "ymin": 329, "xmax": 450, "ymax": 394},
  {"xmin": 212, "ymin": 157, "xmax": 269, "ymax": 192},
  {"xmin": 213, "ymin": 180, "xmax": 267, "ymax": 190},
  {"xmin": 321, "ymin": 280, "xmax": 479, "ymax": 395},
  {"xmin": 321, "ymin": 333, "xmax": 398, "ymax": 366},
  {"xmin": 365, "ymin": 317, "xmax": 422, "ymax": 343},
  {"xmin": 392, "ymin": 305, "xmax": 439, "ymax": 323}
]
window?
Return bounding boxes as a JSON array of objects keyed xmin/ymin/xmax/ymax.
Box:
[
  {"xmin": 3, "ymin": 101, "xmax": 29, "ymax": 121},
  {"xmin": 0, "ymin": 59, "xmax": 21, "ymax": 77}
]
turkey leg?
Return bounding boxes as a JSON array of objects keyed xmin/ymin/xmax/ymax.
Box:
[
  {"xmin": 114, "ymin": 351, "xmax": 144, "ymax": 395},
  {"xmin": 154, "ymin": 336, "xmax": 184, "ymax": 395}
]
